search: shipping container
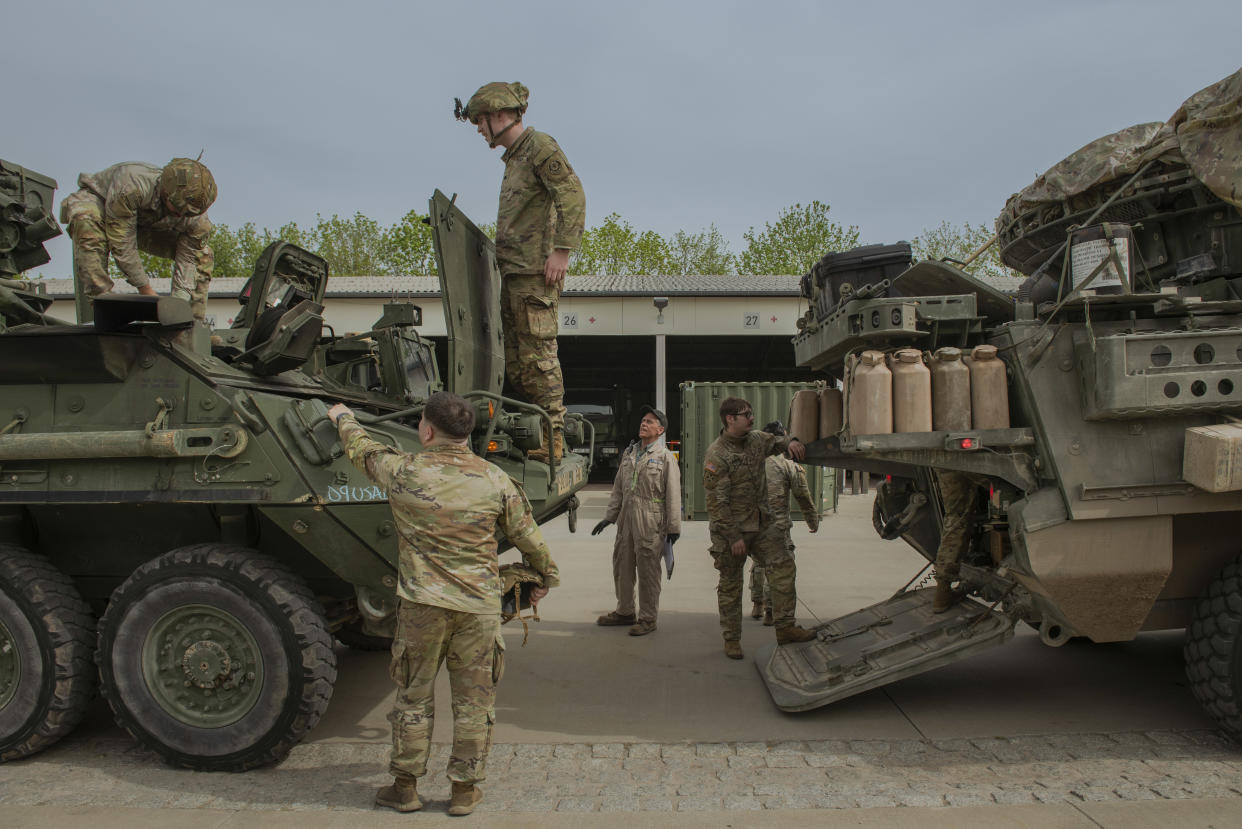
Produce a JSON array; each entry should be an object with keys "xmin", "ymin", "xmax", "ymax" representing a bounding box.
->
[{"xmin": 679, "ymin": 381, "xmax": 837, "ymax": 521}]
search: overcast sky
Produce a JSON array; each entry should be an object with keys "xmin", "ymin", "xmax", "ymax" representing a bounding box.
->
[{"xmin": 6, "ymin": 1, "xmax": 1240, "ymax": 273}]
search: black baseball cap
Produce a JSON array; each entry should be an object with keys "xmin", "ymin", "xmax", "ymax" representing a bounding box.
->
[{"xmin": 639, "ymin": 405, "xmax": 668, "ymax": 429}]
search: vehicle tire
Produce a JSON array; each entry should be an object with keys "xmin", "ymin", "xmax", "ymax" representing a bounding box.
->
[
  {"xmin": 1185, "ymin": 552, "xmax": 1242, "ymax": 741},
  {"xmin": 97, "ymin": 544, "xmax": 337, "ymax": 771},
  {"xmin": 0, "ymin": 544, "xmax": 97, "ymax": 762}
]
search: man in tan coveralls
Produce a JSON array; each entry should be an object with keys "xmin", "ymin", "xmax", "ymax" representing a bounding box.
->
[
  {"xmin": 59, "ymin": 159, "xmax": 216, "ymax": 322},
  {"xmin": 703, "ymin": 397, "xmax": 815, "ymax": 660},
  {"xmin": 751, "ymin": 420, "xmax": 820, "ymax": 625},
  {"xmin": 456, "ymin": 82, "xmax": 586, "ymax": 461},
  {"xmin": 328, "ymin": 392, "xmax": 559, "ymax": 816},
  {"xmin": 592, "ymin": 406, "xmax": 681, "ymax": 636}
]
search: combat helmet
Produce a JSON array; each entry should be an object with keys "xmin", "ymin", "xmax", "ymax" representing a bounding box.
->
[
  {"xmin": 159, "ymin": 158, "xmax": 217, "ymax": 216},
  {"xmin": 454, "ymin": 82, "xmax": 529, "ymax": 147}
]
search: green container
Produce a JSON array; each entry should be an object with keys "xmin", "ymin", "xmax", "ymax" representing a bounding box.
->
[{"xmin": 679, "ymin": 381, "xmax": 837, "ymax": 521}]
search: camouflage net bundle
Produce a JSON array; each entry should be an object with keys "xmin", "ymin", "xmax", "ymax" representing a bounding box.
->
[{"xmin": 997, "ymin": 67, "xmax": 1242, "ymax": 282}]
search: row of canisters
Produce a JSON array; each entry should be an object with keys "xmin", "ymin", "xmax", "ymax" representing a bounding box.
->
[{"xmin": 786, "ymin": 346, "xmax": 1011, "ymax": 442}]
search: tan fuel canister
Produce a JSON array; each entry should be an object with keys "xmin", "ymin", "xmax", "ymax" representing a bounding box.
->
[
  {"xmin": 891, "ymin": 348, "xmax": 932, "ymax": 433},
  {"xmin": 788, "ymin": 389, "xmax": 819, "ymax": 443},
  {"xmin": 848, "ymin": 350, "xmax": 892, "ymax": 435},
  {"xmin": 970, "ymin": 344, "xmax": 1010, "ymax": 429},
  {"xmin": 931, "ymin": 347, "xmax": 972, "ymax": 431},
  {"xmin": 818, "ymin": 387, "xmax": 843, "ymax": 438}
]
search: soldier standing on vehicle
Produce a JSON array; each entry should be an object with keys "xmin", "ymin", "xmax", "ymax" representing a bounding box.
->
[
  {"xmin": 455, "ymin": 81, "xmax": 585, "ymax": 462},
  {"xmin": 328, "ymin": 392, "xmax": 559, "ymax": 816},
  {"xmin": 592, "ymin": 406, "xmax": 681, "ymax": 636},
  {"xmin": 703, "ymin": 397, "xmax": 815, "ymax": 660},
  {"xmin": 59, "ymin": 159, "xmax": 216, "ymax": 322},
  {"xmin": 753, "ymin": 421, "xmax": 820, "ymax": 626}
]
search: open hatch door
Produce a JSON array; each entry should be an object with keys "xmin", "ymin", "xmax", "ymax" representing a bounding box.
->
[
  {"xmin": 233, "ymin": 241, "xmax": 329, "ymax": 334},
  {"xmin": 755, "ymin": 587, "xmax": 1015, "ymax": 712},
  {"xmin": 429, "ymin": 190, "xmax": 505, "ymax": 397}
]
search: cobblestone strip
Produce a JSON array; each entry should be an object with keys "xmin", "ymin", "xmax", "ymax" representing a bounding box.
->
[{"xmin": 0, "ymin": 731, "xmax": 1239, "ymax": 813}]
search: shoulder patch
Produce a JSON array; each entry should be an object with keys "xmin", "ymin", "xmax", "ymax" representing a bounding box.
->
[{"xmin": 704, "ymin": 460, "xmax": 718, "ymax": 473}]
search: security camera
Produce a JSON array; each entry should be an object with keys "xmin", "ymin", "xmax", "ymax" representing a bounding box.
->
[{"xmin": 653, "ymin": 296, "xmax": 669, "ymax": 310}]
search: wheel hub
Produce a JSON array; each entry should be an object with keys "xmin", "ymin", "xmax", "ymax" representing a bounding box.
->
[
  {"xmin": 0, "ymin": 618, "xmax": 18, "ymax": 710},
  {"xmin": 142, "ymin": 605, "xmax": 264, "ymax": 727},
  {"xmin": 181, "ymin": 640, "xmax": 232, "ymax": 688}
]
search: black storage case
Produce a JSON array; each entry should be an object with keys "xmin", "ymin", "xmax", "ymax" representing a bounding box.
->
[{"xmin": 806, "ymin": 242, "xmax": 913, "ymax": 319}]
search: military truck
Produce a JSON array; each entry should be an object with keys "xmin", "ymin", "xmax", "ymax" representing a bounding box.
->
[
  {"xmin": 756, "ymin": 67, "xmax": 1242, "ymax": 742},
  {"xmin": 0, "ymin": 172, "xmax": 590, "ymax": 770},
  {"xmin": 565, "ymin": 385, "xmax": 632, "ymax": 476}
]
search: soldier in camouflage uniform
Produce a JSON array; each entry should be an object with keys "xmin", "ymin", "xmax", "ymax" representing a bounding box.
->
[
  {"xmin": 328, "ymin": 392, "xmax": 559, "ymax": 816},
  {"xmin": 592, "ymin": 406, "xmax": 681, "ymax": 636},
  {"xmin": 751, "ymin": 421, "xmax": 821, "ymax": 625},
  {"xmin": 933, "ymin": 469, "xmax": 984, "ymax": 613},
  {"xmin": 455, "ymin": 82, "xmax": 586, "ymax": 461},
  {"xmin": 703, "ymin": 397, "xmax": 815, "ymax": 660},
  {"xmin": 59, "ymin": 159, "xmax": 216, "ymax": 323}
]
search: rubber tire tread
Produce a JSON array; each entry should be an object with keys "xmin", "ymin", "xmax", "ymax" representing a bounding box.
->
[
  {"xmin": 97, "ymin": 544, "xmax": 336, "ymax": 771},
  {"xmin": 0, "ymin": 544, "xmax": 97, "ymax": 762},
  {"xmin": 1185, "ymin": 552, "xmax": 1242, "ymax": 741}
]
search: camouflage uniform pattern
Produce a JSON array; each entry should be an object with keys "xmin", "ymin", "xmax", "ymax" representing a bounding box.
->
[
  {"xmin": 337, "ymin": 415, "xmax": 558, "ymax": 784},
  {"xmin": 495, "ymin": 128, "xmax": 583, "ymax": 434},
  {"xmin": 603, "ymin": 439, "xmax": 681, "ymax": 624},
  {"xmin": 59, "ymin": 163, "xmax": 214, "ymax": 319},
  {"xmin": 500, "ymin": 274, "xmax": 567, "ymax": 431},
  {"xmin": 388, "ymin": 600, "xmax": 500, "ymax": 784},
  {"xmin": 702, "ymin": 430, "xmax": 792, "ymax": 641},
  {"xmin": 339, "ymin": 416, "xmax": 559, "ymax": 612},
  {"xmin": 754, "ymin": 455, "xmax": 820, "ymax": 628},
  {"xmin": 935, "ymin": 469, "xmax": 983, "ymax": 579},
  {"xmin": 496, "ymin": 128, "xmax": 584, "ymax": 276}
]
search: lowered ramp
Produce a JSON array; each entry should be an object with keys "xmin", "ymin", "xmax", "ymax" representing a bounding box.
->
[{"xmin": 755, "ymin": 587, "xmax": 1016, "ymax": 712}]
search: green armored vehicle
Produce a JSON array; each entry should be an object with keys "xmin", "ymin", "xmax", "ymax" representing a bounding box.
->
[
  {"xmin": 0, "ymin": 175, "xmax": 589, "ymax": 769},
  {"xmin": 758, "ymin": 67, "xmax": 1242, "ymax": 740}
]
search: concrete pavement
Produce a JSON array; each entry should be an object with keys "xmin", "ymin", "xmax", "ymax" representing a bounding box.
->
[{"xmin": 2, "ymin": 491, "xmax": 1240, "ymax": 825}]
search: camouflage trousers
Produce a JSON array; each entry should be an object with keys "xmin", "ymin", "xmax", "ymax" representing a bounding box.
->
[
  {"xmin": 612, "ymin": 536, "xmax": 663, "ymax": 624},
  {"xmin": 61, "ymin": 189, "xmax": 214, "ymax": 320},
  {"xmin": 748, "ymin": 533, "xmax": 795, "ymax": 609},
  {"xmin": 711, "ymin": 528, "xmax": 799, "ymax": 639},
  {"xmin": 501, "ymin": 274, "xmax": 566, "ymax": 431},
  {"xmin": 935, "ymin": 470, "xmax": 984, "ymax": 579},
  {"xmin": 387, "ymin": 600, "xmax": 502, "ymax": 784}
]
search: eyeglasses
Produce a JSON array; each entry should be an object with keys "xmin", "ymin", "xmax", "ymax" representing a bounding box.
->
[{"xmin": 733, "ymin": 410, "xmax": 753, "ymax": 419}]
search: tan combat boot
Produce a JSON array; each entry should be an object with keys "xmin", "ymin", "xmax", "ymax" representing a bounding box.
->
[
  {"xmin": 723, "ymin": 640, "xmax": 744, "ymax": 660},
  {"xmin": 751, "ymin": 602, "xmax": 763, "ymax": 619},
  {"xmin": 375, "ymin": 775, "xmax": 421, "ymax": 812},
  {"xmin": 448, "ymin": 782, "xmax": 483, "ymax": 816},
  {"xmin": 763, "ymin": 607, "xmax": 774, "ymax": 626},
  {"xmin": 933, "ymin": 579, "xmax": 959, "ymax": 613},
  {"xmin": 775, "ymin": 625, "xmax": 817, "ymax": 645}
]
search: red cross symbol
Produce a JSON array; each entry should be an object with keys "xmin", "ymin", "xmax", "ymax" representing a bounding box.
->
[
  {"xmin": 589, "ymin": 316, "xmax": 596, "ymax": 324},
  {"xmin": 770, "ymin": 315, "xmax": 778, "ymax": 323}
]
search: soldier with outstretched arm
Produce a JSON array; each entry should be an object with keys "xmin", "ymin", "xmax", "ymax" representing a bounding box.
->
[
  {"xmin": 703, "ymin": 397, "xmax": 815, "ymax": 660},
  {"xmin": 328, "ymin": 392, "xmax": 559, "ymax": 816}
]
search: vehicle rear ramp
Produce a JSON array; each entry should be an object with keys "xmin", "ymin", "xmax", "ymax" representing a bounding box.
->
[{"xmin": 755, "ymin": 587, "xmax": 1016, "ymax": 712}]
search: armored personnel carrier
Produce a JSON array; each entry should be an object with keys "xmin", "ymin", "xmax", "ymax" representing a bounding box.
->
[
  {"xmin": 0, "ymin": 174, "xmax": 589, "ymax": 769},
  {"xmin": 758, "ymin": 67, "xmax": 1242, "ymax": 740}
]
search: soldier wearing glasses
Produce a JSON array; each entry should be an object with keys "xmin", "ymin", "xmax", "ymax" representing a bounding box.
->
[{"xmin": 702, "ymin": 397, "xmax": 817, "ymax": 660}]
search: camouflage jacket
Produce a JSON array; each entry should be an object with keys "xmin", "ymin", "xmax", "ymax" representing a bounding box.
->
[
  {"xmin": 496, "ymin": 128, "xmax": 585, "ymax": 275},
  {"xmin": 338, "ymin": 416, "xmax": 559, "ymax": 615},
  {"xmin": 703, "ymin": 430, "xmax": 792, "ymax": 548},
  {"xmin": 764, "ymin": 455, "xmax": 819, "ymax": 533},
  {"xmin": 74, "ymin": 162, "xmax": 212, "ymax": 288}
]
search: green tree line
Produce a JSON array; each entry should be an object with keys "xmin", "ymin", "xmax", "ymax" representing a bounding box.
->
[{"xmin": 125, "ymin": 203, "xmax": 1017, "ymax": 282}]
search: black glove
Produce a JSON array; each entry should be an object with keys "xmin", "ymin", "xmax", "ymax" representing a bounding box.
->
[
  {"xmin": 591, "ymin": 519, "xmax": 613, "ymax": 536},
  {"xmin": 666, "ymin": 533, "xmax": 679, "ymax": 545}
]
